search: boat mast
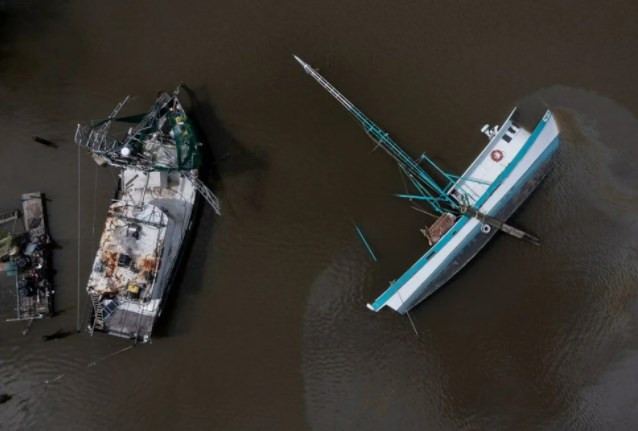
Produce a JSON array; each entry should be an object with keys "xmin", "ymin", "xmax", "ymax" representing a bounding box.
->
[
  {"xmin": 75, "ymin": 88, "xmax": 221, "ymax": 215},
  {"xmin": 293, "ymin": 55, "xmax": 457, "ymax": 212},
  {"xmin": 295, "ymin": 56, "xmax": 544, "ymax": 247}
]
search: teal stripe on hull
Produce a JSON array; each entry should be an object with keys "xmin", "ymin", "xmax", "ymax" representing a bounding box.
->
[
  {"xmin": 487, "ymin": 135, "xmax": 560, "ymax": 217},
  {"xmin": 370, "ymin": 113, "xmax": 553, "ymax": 311},
  {"xmin": 394, "ymin": 134, "xmax": 560, "ymax": 313}
]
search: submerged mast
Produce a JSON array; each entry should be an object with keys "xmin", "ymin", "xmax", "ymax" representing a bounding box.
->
[{"xmin": 293, "ymin": 55, "xmax": 457, "ymax": 213}]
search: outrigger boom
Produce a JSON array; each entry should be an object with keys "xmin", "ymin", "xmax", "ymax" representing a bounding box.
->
[
  {"xmin": 294, "ymin": 55, "xmax": 537, "ymax": 236},
  {"xmin": 294, "ymin": 55, "xmax": 457, "ymax": 214}
]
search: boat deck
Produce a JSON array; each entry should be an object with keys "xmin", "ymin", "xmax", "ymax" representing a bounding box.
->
[
  {"xmin": 87, "ymin": 168, "xmax": 197, "ymax": 340},
  {"xmin": 368, "ymin": 110, "xmax": 560, "ymax": 313},
  {"xmin": 88, "ymin": 202, "xmax": 166, "ymax": 298},
  {"xmin": 449, "ymin": 111, "xmax": 530, "ymax": 206}
]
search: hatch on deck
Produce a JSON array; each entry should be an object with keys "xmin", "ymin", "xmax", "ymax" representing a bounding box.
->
[{"xmin": 421, "ymin": 213, "xmax": 456, "ymax": 245}]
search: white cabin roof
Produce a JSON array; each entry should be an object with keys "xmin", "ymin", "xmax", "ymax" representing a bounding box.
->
[{"xmin": 87, "ymin": 202, "xmax": 166, "ymax": 298}]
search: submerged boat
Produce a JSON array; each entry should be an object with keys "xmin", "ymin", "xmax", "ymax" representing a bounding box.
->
[
  {"xmin": 294, "ymin": 55, "xmax": 560, "ymax": 314},
  {"xmin": 75, "ymin": 86, "xmax": 220, "ymax": 342},
  {"xmin": 1, "ymin": 194, "xmax": 54, "ymax": 321}
]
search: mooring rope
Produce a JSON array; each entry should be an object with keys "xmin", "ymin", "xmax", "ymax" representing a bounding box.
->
[
  {"xmin": 409, "ymin": 203, "xmax": 439, "ymax": 220},
  {"xmin": 88, "ymin": 345, "xmax": 134, "ymax": 367},
  {"xmin": 397, "ymin": 290, "xmax": 419, "ymax": 338},
  {"xmin": 76, "ymin": 142, "xmax": 81, "ymax": 332}
]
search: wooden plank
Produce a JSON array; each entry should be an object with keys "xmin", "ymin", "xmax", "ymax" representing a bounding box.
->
[
  {"xmin": 425, "ymin": 213, "xmax": 456, "ymax": 244},
  {"xmin": 21, "ymin": 192, "xmax": 45, "ymax": 236}
]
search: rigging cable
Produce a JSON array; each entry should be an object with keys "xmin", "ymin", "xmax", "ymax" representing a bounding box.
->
[
  {"xmin": 92, "ymin": 162, "xmax": 98, "ymax": 242},
  {"xmin": 76, "ymin": 139, "xmax": 81, "ymax": 332},
  {"xmin": 397, "ymin": 290, "xmax": 419, "ymax": 337},
  {"xmin": 401, "ymin": 163, "xmax": 439, "ymax": 220},
  {"xmin": 88, "ymin": 345, "xmax": 134, "ymax": 367},
  {"xmin": 397, "ymin": 163, "xmax": 410, "ymax": 196}
]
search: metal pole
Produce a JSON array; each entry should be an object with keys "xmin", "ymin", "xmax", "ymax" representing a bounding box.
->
[{"xmin": 76, "ymin": 140, "xmax": 81, "ymax": 332}]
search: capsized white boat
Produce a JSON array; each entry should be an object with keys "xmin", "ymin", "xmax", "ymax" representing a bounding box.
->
[{"xmin": 294, "ymin": 55, "xmax": 560, "ymax": 314}]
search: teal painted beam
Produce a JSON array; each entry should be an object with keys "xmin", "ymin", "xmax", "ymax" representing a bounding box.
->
[{"xmin": 353, "ymin": 222, "xmax": 378, "ymax": 262}]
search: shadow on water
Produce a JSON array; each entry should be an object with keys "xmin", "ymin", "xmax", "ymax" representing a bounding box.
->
[
  {"xmin": 41, "ymin": 328, "xmax": 72, "ymax": 341},
  {"xmin": 49, "ymin": 308, "xmax": 65, "ymax": 318},
  {"xmin": 153, "ymin": 84, "xmax": 259, "ymax": 338},
  {"xmin": 181, "ymin": 84, "xmax": 269, "ymax": 180},
  {"xmin": 151, "ymin": 195, "xmax": 211, "ymax": 339},
  {"xmin": 181, "ymin": 84, "xmax": 270, "ymax": 212},
  {"xmin": 0, "ymin": 2, "xmax": 15, "ymax": 82}
]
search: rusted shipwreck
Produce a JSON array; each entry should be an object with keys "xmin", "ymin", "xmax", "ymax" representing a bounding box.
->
[
  {"xmin": 1, "ymin": 193, "xmax": 54, "ymax": 321},
  {"xmin": 75, "ymin": 86, "xmax": 220, "ymax": 342}
]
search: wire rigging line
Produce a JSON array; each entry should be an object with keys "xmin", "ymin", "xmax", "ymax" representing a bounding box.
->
[
  {"xmin": 410, "ymin": 203, "xmax": 439, "ymax": 220},
  {"xmin": 397, "ymin": 162, "xmax": 410, "ymax": 195},
  {"xmin": 397, "ymin": 290, "xmax": 419, "ymax": 337},
  {"xmin": 92, "ymin": 162, "xmax": 98, "ymax": 242},
  {"xmin": 88, "ymin": 345, "xmax": 134, "ymax": 367},
  {"xmin": 76, "ymin": 140, "xmax": 81, "ymax": 332}
]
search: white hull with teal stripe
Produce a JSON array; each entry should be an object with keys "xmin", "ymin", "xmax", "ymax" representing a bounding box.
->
[
  {"xmin": 294, "ymin": 55, "xmax": 560, "ymax": 315},
  {"xmin": 368, "ymin": 111, "xmax": 559, "ymax": 313}
]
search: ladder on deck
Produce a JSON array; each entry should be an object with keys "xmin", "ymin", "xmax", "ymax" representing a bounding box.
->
[
  {"xmin": 0, "ymin": 235, "xmax": 13, "ymax": 257},
  {"xmin": 184, "ymin": 171, "xmax": 221, "ymax": 215},
  {"xmin": 154, "ymin": 140, "xmax": 222, "ymax": 215},
  {"xmin": 89, "ymin": 292, "xmax": 104, "ymax": 333},
  {"xmin": 0, "ymin": 210, "xmax": 19, "ymax": 226}
]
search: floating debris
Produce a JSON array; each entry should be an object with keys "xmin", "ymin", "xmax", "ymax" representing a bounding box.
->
[
  {"xmin": 88, "ymin": 345, "xmax": 134, "ymax": 367},
  {"xmin": 353, "ymin": 221, "xmax": 377, "ymax": 262}
]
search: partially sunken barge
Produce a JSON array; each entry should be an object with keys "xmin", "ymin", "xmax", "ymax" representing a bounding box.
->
[
  {"xmin": 76, "ymin": 87, "xmax": 220, "ymax": 342},
  {"xmin": 1, "ymin": 193, "xmax": 54, "ymax": 321}
]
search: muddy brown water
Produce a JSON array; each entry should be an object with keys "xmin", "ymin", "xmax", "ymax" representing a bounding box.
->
[{"xmin": 1, "ymin": 1, "xmax": 638, "ymax": 430}]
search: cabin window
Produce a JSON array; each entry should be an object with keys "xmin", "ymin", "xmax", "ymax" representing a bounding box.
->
[
  {"xmin": 508, "ymin": 126, "xmax": 516, "ymax": 134},
  {"xmin": 503, "ymin": 134, "xmax": 512, "ymax": 143}
]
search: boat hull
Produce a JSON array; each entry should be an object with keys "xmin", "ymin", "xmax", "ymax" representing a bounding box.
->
[
  {"xmin": 368, "ymin": 111, "xmax": 560, "ymax": 314},
  {"xmin": 397, "ymin": 135, "xmax": 559, "ymax": 312}
]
